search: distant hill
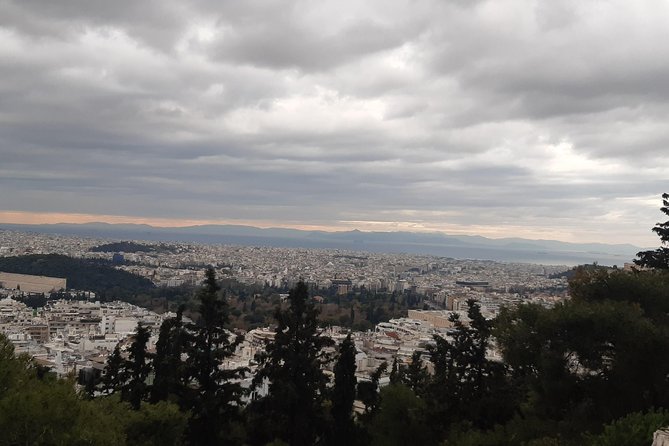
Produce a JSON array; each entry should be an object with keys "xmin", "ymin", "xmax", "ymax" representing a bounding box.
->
[
  {"xmin": 0, "ymin": 222, "xmax": 646, "ymax": 266},
  {"xmin": 89, "ymin": 240, "xmax": 176, "ymax": 254},
  {"xmin": 90, "ymin": 241, "xmax": 154, "ymax": 253},
  {"xmin": 0, "ymin": 254, "xmax": 155, "ymax": 298}
]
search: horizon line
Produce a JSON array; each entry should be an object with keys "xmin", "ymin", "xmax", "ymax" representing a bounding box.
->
[{"xmin": 0, "ymin": 210, "xmax": 652, "ymax": 248}]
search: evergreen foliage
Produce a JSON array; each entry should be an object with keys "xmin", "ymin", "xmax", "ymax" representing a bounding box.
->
[
  {"xmin": 636, "ymin": 192, "xmax": 669, "ymax": 269},
  {"xmin": 586, "ymin": 409, "xmax": 669, "ymax": 446},
  {"xmin": 151, "ymin": 306, "xmax": 188, "ymax": 404},
  {"xmin": 389, "ymin": 356, "xmax": 403, "ymax": 385},
  {"xmin": 330, "ymin": 333, "xmax": 358, "ymax": 446},
  {"xmin": 357, "ymin": 361, "xmax": 388, "ymax": 418},
  {"xmin": 0, "ymin": 254, "xmax": 155, "ymax": 297},
  {"xmin": 101, "ymin": 344, "xmax": 126, "ymax": 395},
  {"xmin": 425, "ymin": 300, "xmax": 513, "ymax": 439},
  {"xmin": 0, "ymin": 332, "xmax": 186, "ymax": 445},
  {"xmin": 495, "ymin": 296, "xmax": 669, "ymax": 441},
  {"xmin": 404, "ymin": 350, "xmax": 428, "ymax": 395},
  {"xmin": 368, "ymin": 384, "xmax": 431, "ymax": 446},
  {"xmin": 90, "ymin": 241, "xmax": 156, "ymax": 253},
  {"xmin": 249, "ymin": 281, "xmax": 334, "ymax": 446},
  {"xmin": 123, "ymin": 322, "xmax": 152, "ymax": 409},
  {"xmin": 183, "ymin": 267, "xmax": 246, "ymax": 446}
]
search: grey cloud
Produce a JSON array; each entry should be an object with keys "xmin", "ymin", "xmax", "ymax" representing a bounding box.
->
[
  {"xmin": 209, "ymin": 19, "xmax": 409, "ymax": 71},
  {"xmin": 0, "ymin": 0, "xmax": 667, "ymax": 245}
]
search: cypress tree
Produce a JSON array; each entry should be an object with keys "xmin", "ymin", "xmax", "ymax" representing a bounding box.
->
[
  {"xmin": 101, "ymin": 344, "xmax": 126, "ymax": 396},
  {"xmin": 389, "ymin": 356, "xmax": 403, "ymax": 385},
  {"xmin": 249, "ymin": 281, "xmax": 334, "ymax": 446},
  {"xmin": 123, "ymin": 322, "xmax": 151, "ymax": 410},
  {"xmin": 183, "ymin": 267, "xmax": 245, "ymax": 446},
  {"xmin": 404, "ymin": 350, "xmax": 428, "ymax": 396},
  {"xmin": 330, "ymin": 333, "xmax": 358, "ymax": 446},
  {"xmin": 151, "ymin": 307, "xmax": 187, "ymax": 404},
  {"xmin": 425, "ymin": 300, "xmax": 509, "ymax": 439}
]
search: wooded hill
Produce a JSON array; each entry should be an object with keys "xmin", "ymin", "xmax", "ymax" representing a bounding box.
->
[{"xmin": 0, "ymin": 254, "xmax": 155, "ymax": 298}]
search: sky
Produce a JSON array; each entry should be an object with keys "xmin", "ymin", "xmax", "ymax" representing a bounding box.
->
[{"xmin": 0, "ymin": 0, "xmax": 667, "ymax": 246}]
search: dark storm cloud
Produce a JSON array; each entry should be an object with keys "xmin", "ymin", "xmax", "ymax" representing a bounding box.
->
[{"xmin": 0, "ymin": 0, "xmax": 667, "ymax": 244}]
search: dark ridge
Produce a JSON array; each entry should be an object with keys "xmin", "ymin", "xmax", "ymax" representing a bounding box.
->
[{"xmin": 0, "ymin": 254, "xmax": 155, "ymax": 298}]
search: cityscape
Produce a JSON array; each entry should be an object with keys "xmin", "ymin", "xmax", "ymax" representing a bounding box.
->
[
  {"xmin": 2, "ymin": 0, "xmax": 669, "ymax": 444},
  {"xmin": 0, "ymin": 228, "xmax": 569, "ymax": 380}
]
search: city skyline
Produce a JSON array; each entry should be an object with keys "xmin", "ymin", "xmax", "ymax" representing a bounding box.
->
[{"xmin": 1, "ymin": 1, "xmax": 668, "ymax": 246}]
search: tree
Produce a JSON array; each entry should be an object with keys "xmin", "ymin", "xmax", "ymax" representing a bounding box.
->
[
  {"xmin": 0, "ymin": 334, "xmax": 28, "ymax": 399},
  {"xmin": 426, "ymin": 300, "xmax": 512, "ymax": 439},
  {"xmin": 184, "ymin": 267, "xmax": 246, "ymax": 446},
  {"xmin": 404, "ymin": 350, "xmax": 428, "ymax": 396},
  {"xmin": 357, "ymin": 361, "xmax": 388, "ymax": 417},
  {"xmin": 636, "ymin": 192, "xmax": 669, "ymax": 269},
  {"xmin": 389, "ymin": 356, "xmax": 403, "ymax": 385},
  {"xmin": 495, "ymin": 298, "xmax": 669, "ymax": 439},
  {"xmin": 123, "ymin": 322, "xmax": 152, "ymax": 409},
  {"xmin": 122, "ymin": 400, "xmax": 189, "ymax": 446},
  {"xmin": 101, "ymin": 344, "xmax": 126, "ymax": 396},
  {"xmin": 367, "ymin": 384, "xmax": 431, "ymax": 446},
  {"xmin": 151, "ymin": 307, "xmax": 188, "ymax": 404},
  {"xmin": 329, "ymin": 333, "xmax": 358, "ymax": 446},
  {"xmin": 586, "ymin": 409, "xmax": 669, "ymax": 446},
  {"xmin": 569, "ymin": 265, "xmax": 669, "ymax": 324},
  {"xmin": 249, "ymin": 281, "xmax": 334, "ymax": 446}
]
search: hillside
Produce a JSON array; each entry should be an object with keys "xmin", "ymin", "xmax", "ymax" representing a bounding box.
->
[{"xmin": 0, "ymin": 254, "xmax": 155, "ymax": 298}]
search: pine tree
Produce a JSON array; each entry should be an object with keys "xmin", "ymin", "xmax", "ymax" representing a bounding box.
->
[
  {"xmin": 185, "ymin": 267, "xmax": 245, "ymax": 446},
  {"xmin": 249, "ymin": 281, "xmax": 334, "ymax": 446},
  {"xmin": 425, "ymin": 300, "xmax": 510, "ymax": 438},
  {"xmin": 358, "ymin": 361, "xmax": 388, "ymax": 417},
  {"xmin": 151, "ymin": 307, "xmax": 187, "ymax": 404},
  {"xmin": 122, "ymin": 322, "xmax": 152, "ymax": 410},
  {"xmin": 636, "ymin": 192, "xmax": 669, "ymax": 269},
  {"xmin": 330, "ymin": 333, "xmax": 357, "ymax": 446},
  {"xmin": 404, "ymin": 350, "xmax": 428, "ymax": 396},
  {"xmin": 101, "ymin": 344, "xmax": 126, "ymax": 396},
  {"xmin": 389, "ymin": 356, "xmax": 403, "ymax": 385}
]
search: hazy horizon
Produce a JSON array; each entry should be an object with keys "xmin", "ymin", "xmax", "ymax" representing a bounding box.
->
[{"xmin": 0, "ymin": 210, "xmax": 654, "ymax": 247}]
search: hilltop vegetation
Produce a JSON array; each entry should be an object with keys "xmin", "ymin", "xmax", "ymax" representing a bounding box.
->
[
  {"xmin": 89, "ymin": 241, "xmax": 155, "ymax": 253},
  {"xmin": 89, "ymin": 241, "xmax": 178, "ymax": 254},
  {"xmin": 5, "ymin": 266, "xmax": 669, "ymax": 445},
  {"xmin": 0, "ymin": 254, "xmax": 155, "ymax": 298}
]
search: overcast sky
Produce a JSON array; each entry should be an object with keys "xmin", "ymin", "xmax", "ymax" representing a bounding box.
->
[{"xmin": 1, "ymin": 0, "xmax": 667, "ymax": 246}]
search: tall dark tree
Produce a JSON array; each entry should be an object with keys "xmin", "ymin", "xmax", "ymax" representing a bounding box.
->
[
  {"xmin": 101, "ymin": 344, "xmax": 126, "ymax": 396},
  {"xmin": 151, "ymin": 306, "xmax": 188, "ymax": 404},
  {"xmin": 636, "ymin": 192, "xmax": 669, "ymax": 269},
  {"xmin": 426, "ymin": 300, "xmax": 512, "ymax": 439},
  {"xmin": 389, "ymin": 356, "xmax": 403, "ymax": 385},
  {"xmin": 185, "ymin": 267, "xmax": 245, "ymax": 446},
  {"xmin": 249, "ymin": 281, "xmax": 334, "ymax": 446},
  {"xmin": 122, "ymin": 323, "xmax": 152, "ymax": 410},
  {"xmin": 404, "ymin": 350, "xmax": 428, "ymax": 396},
  {"xmin": 329, "ymin": 333, "xmax": 358, "ymax": 446}
]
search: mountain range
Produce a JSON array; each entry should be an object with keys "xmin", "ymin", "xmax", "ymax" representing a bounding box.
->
[{"xmin": 0, "ymin": 222, "xmax": 647, "ymax": 266}]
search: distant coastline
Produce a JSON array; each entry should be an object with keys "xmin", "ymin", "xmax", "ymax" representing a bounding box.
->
[{"xmin": 0, "ymin": 222, "xmax": 643, "ymax": 267}]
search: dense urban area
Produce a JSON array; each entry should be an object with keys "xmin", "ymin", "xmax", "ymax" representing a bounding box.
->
[
  {"xmin": 2, "ymin": 210, "xmax": 669, "ymax": 446},
  {"xmin": 0, "ymin": 228, "xmax": 570, "ymax": 381}
]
